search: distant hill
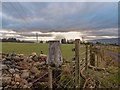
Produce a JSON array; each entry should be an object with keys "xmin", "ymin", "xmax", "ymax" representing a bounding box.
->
[{"xmin": 88, "ymin": 38, "xmax": 120, "ymax": 45}]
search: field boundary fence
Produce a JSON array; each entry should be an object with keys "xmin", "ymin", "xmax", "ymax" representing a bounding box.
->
[
  {"xmin": 35, "ymin": 39, "xmax": 107, "ymax": 89},
  {"xmin": 1, "ymin": 38, "xmax": 119, "ymax": 89}
]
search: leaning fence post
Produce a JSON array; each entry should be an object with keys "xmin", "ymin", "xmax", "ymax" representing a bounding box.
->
[{"xmin": 75, "ymin": 39, "xmax": 80, "ymax": 88}]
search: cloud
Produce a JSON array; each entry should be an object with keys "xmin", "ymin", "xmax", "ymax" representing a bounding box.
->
[
  {"xmin": 0, "ymin": 29, "xmax": 84, "ymax": 41},
  {"xmin": 0, "ymin": 28, "xmax": 118, "ymax": 41},
  {"xmin": 2, "ymin": 0, "xmax": 119, "ymax": 3},
  {"xmin": 1, "ymin": 2, "xmax": 118, "ymax": 40},
  {"xmin": 83, "ymin": 28, "xmax": 118, "ymax": 37},
  {"xmin": 2, "ymin": 2, "xmax": 118, "ymax": 30},
  {"xmin": 2, "ymin": 13, "xmax": 26, "ymax": 23},
  {"xmin": 0, "ymin": 29, "xmax": 16, "ymax": 34}
]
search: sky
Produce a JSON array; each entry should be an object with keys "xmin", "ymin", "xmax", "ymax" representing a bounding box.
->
[{"xmin": 0, "ymin": 2, "xmax": 118, "ymax": 41}]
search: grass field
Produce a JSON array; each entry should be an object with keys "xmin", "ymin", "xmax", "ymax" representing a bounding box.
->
[
  {"xmin": 106, "ymin": 45, "xmax": 120, "ymax": 54},
  {"xmin": 1, "ymin": 42, "xmax": 86, "ymax": 61},
  {"xmin": 1, "ymin": 42, "xmax": 119, "ymax": 88}
]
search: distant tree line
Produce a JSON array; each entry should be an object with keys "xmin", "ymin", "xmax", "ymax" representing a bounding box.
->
[
  {"xmin": 0, "ymin": 38, "xmax": 90, "ymax": 44},
  {"xmin": 61, "ymin": 38, "xmax": 74, "ymax": 44},
  {"xmin": 1, "ymin": 37, "xmax": 117, "ymax": 46},
  {"xmin": 0, "ymin": 38, "xmax": 33, "ymax": 43},
  {"xmin": 60, "ymin": 39, "xmax": 118, "ymax": 46},
  {"xmin": 60, "ymin": 38, "xmax": 92, "ymax": 45},
  {"xmin": 94, "ymin": 41, "xmax": 119, "ymax": 46}
]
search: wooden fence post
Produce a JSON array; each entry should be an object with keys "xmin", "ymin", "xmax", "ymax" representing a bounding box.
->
[
  {"xmin": 85, "ymin": 44, "xmax": 88, "ymax": 70},
  {"xmin": 48, "ymin": 66, "xmax": 52, "ymax": 89},
  {"xmin": 75, "ymin": 39, "xmax": 80, "ymax": 88},
  {"xmin": 90, "ymin": 44, "xmax": 95, "ymax": 66},
  {"xmin": 95, "ymin": 54, "xmax": 98, "ymax": 67},
  {"xmin": 90, "ymin": 44, "xmax": 92, "ymax": 65}
]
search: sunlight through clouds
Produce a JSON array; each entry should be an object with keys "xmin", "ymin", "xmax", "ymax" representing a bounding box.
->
[{"xmin": 1, "ymin": 2, "xmax": 118, "ymax": 41}]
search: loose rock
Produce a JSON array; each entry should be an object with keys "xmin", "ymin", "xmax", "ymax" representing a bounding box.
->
[
  {"xmin": 9, "ymin": 68, "xmax": 15, "ymax": 74},
  {"xmin": 21, "ymin": 70, "xmax": 29, "ymax": 79},
  {"xmin": 2, "ymin": 52, "xmax": 48, "ymax": 89}
]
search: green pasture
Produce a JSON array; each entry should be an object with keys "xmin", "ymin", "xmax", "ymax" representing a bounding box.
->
[
  {"xmin": 1, "ymin": 42, "xmax": 86, "ymax": 61},
  {"xmin": 106, "ymin": 45, "xmax": 120, "ymax": 54}
]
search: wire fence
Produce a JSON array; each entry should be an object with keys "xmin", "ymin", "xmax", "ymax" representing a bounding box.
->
[
  {"xmin": 41, "ymin": 42, "xmax": 119, "ymax": 89},
  {"xmin": 1, "ymin": 39, "xmax": 119, "ymax": 89},
  {"xmin": 34, "ymin": 40, "xmax": 90, "ymax": 89}
]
